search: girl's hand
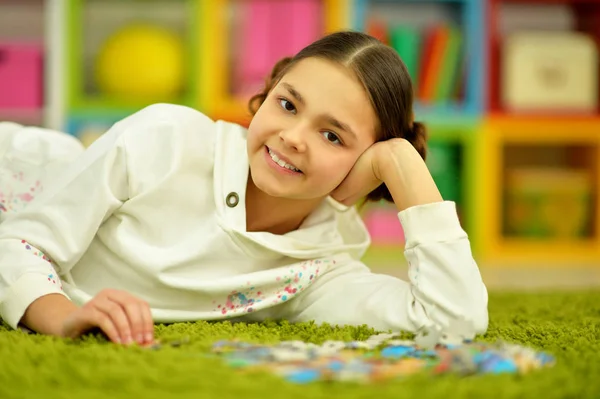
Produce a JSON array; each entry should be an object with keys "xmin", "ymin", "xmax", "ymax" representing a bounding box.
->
[
  {"xmin": 331, "ymin": 138, "xmax": 442, "ymax": 211},
  {"xmin": 330, "ymin": 141, "xmax": 387, "ymax": 206},
  {"xmin": 61, "ymin": 289, "xmax": 155, "ymax": 345}
]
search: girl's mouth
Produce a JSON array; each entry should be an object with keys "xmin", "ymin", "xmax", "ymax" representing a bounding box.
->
[{"xmin": 265, "ymin": 146, "xmax": 303, "ymax": 174}]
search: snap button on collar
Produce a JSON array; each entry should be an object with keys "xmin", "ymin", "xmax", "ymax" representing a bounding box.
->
[{"xmin": 226, "ymin": 192, "xmax": 239, "ymax": 208}]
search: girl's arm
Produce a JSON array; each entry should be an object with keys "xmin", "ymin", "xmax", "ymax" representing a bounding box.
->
[
  {"xmin": 376, "ymin": 138, "xmax": 444, "ymax": 212},
  {"xmin": 0, "ymin": 104, "xmax": 216, "ymax": 341},
  {"xmin": 21, "ymin": 294, "xmax": 79, "ymax": 336},
  {"xmin": 0, "ymin": 120, "xmax": 130, "ymax": 331},
  {"xmin": 331, "ymin": 137, "xmax": 443, "ymax": 211},
  {"xmin": 272, "ymin": 139, "xmax": 488, "ymax": 335},
  {"xmin": 0, "ymin": 103, "xmax": 185, "ymax": 331},
  {"xmin": 270, "ymin": 201, "xmax": 489, "ymax": 335}
]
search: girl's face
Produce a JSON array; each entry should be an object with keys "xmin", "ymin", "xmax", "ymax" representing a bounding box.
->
[{"xmin": 247, "ymin": 57, "xmax": 378, "ymax": 201}]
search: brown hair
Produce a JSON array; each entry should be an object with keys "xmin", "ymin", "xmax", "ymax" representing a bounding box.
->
[{"xmin": 248, "ymin": 31, "xmax": 427, "ymax": 205}]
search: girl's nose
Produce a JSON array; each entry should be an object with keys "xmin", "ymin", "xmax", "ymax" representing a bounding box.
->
[{"xmin": 279, "ymin": 126, "xmax": 307, "ymax": 153}]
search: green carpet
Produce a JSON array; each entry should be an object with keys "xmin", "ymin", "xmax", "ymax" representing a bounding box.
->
[{"xmin": 1, "ymin": 290, "xmax": 599, "ymax": 399}]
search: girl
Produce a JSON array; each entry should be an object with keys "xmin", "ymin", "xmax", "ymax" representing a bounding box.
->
[{"xmin": 0, "ymin": 31, "xmax": 488, "ymax": 346}]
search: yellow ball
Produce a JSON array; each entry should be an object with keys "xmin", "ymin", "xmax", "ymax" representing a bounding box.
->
[{"xmin": 95, "ymin": 24, "xmax": 185, "ymax": 100}]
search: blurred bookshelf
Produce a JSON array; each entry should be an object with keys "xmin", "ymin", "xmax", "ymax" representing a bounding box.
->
[
  {"xmin": 352, "ymin": 0, "xmax": 485, "ymax": 120},
  {"xmin": 1, "ymin": 0, "xmax": 600, "ymax": 264},
  {"xmin": 200, "ymin": 0, "xmax": 348, "ymax": 124},
  {"xmin": 351, "ymin": 0, "xmax": 486, "ymax": 259},
  {"xmin": 481, "ymin": 0, "xmax": 600, "ymax": 263},
  {"xmin": 480, "ymin": 118, "xmax": 600, "ymax": 263}
]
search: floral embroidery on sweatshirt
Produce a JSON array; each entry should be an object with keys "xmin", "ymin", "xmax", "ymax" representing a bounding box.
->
[
  {"xmin": 21, "ymin": 240, "xmax": 63, "ymax": 290},
  {"xmin": 21, "ymin": 239, "xmax": 52, "ymax": 263},
  {"xmin": 212, "ymin": 259, "xmax": 332, "ymax": 317},
  {"xmin": 47, "ymin": 273, "xmax": 63, "ymax": 290},
  {"xmin": 0, "ymin": 177, "xmax": 42, "ymax": 215}
]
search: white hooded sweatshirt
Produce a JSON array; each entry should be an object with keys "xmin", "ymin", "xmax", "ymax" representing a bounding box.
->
[{"xmin": 0, "ymin": 104, "xmax": 488, "ymax": 336}]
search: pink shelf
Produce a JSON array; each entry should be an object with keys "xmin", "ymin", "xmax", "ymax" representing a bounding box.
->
[{"xmin": 0, "ymin": 108, "xmax": 44, "ymax": 125}]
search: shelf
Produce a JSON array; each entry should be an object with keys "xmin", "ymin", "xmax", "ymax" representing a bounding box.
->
[
  {"xmin": 1, "ymin": 0, "xmax": 599, "ymax": 263},
  {"xmin": 414, "ymin": 101, "xmax": 482, "ymax": 123},
  {"xmin": 0, "ymin": 0, "xmax": 44, "ymax": 42},
  {"xmin": 486, "ymin": 238, "xmax": 599, "ymax": 263},
  {"xmin": 362, "ymin": 121, "xmax": 482, "ymax": 251},
  {"xmin": 486, "ymin": 116, "xmax": 600, "ymax": 142},
  {"xmin": 200, "ymin": 0, "xmax": 348, "ymax": 124},
  {"xmin": 488, "ymin": 113, "xmax": 600, "ymax": 122},
  {"xmin": 0, "ymin": 2, "xmax": 46, "ymax": 126},
  {"xmin": 501, "ymin": 0, "xmax": 600, "ymax": 3},
  {"xmin": 503, "ymin": 145, "xmax": 597, "ymax": 237},
  {"xmin": 487, "ymin": 0, "xmax": 600, "ymax": 116},
  {"xmin": 0, "ymin": 108, "xmax": 44, "ymax": 125},
  {"xmin": 478, "ymin": 120, "xmax": 600, "ymax": 263},
  {"xmin": 65, "ymin": 112, "xmax": 128, "ymax": 147},
  {"xmin": 64, "ymin": 0, "xmax": 200, "ymax": 113},
  {"xmin": 352, "ymin": 0, "xmax": 485, "ymax": 117},
  {"xmin": 428, "ymin": 121, "xmax": 483, "ymax": 251}
]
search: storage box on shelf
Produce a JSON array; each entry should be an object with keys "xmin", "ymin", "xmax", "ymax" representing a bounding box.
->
[
  {"xmin": 63, "ymin": 0, "xmax": 201, "ymax": 137},
  {"xmin": 0, "ymin": 0, "xmax": 46, "ymax": 125},
  {"xmin": 479, "ymin": 117, "xmax": 600, "ymax": 263},
  {"xmin": 351, "ymin": 0, "xmax": 484, "ymax": 122},
  {"xmin": 0, "ymin": 42, "xmax": 44, "ymax": 124},
  {"xmin": 488, "ymin": 0, "xmax": 600, "ymax": 116},
  {"xmin": 199, "ymin": 0, "xmax": 349, "ymax": 125}
]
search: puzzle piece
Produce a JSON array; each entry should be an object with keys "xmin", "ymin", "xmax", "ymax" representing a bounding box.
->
[{"xmin": 209, "ymin": 337, "xmax": 555, "ymax": 383}]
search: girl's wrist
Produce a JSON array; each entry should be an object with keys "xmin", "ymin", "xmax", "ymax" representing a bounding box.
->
[{"xmin": 376, "ymin": 140, "xmax": 443, "ymax": 212}]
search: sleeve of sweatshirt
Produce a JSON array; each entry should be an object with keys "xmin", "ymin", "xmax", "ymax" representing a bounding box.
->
[
  {"xmin": 0, "ymin": 115, "xmax": 135, "ymax": 329},
  {"xmin": 0, "ymin": 104, "xmax": 217, "ymax": 330},
  {"xmin": 280, "ymin": 201, "xmax": 489, "ymax": 337}
]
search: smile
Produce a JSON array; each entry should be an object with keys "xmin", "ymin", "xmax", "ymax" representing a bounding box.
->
[{"xmin": 265, "ymin": 146, "xmax": 302, "ymax": 173}]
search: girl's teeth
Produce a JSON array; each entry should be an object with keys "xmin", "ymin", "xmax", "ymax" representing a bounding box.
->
[{"xmin": 268, "ymin": 149, "xmax": 300, "ymax": 172}]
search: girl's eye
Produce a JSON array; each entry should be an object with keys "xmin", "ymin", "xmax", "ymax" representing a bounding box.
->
[
  {"xmin": 322, "ymin": 131, "xmax": 342, "ymax": 145},
  {"xmin": 278, "ymin": 98, "xmax": 296, "ymax": 114}
]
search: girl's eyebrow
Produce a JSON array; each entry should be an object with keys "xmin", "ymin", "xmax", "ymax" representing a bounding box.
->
[
  {"xmin": 281, "ymin": 82, "xmax": 304, "ymax": 105},
  {"xmin": 281, "ymin": 82, "xmax": 357, "ymax": 140},
  {"xmin": 326, "ymin": 117, "xmax": 357, "ymax": 140}
]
